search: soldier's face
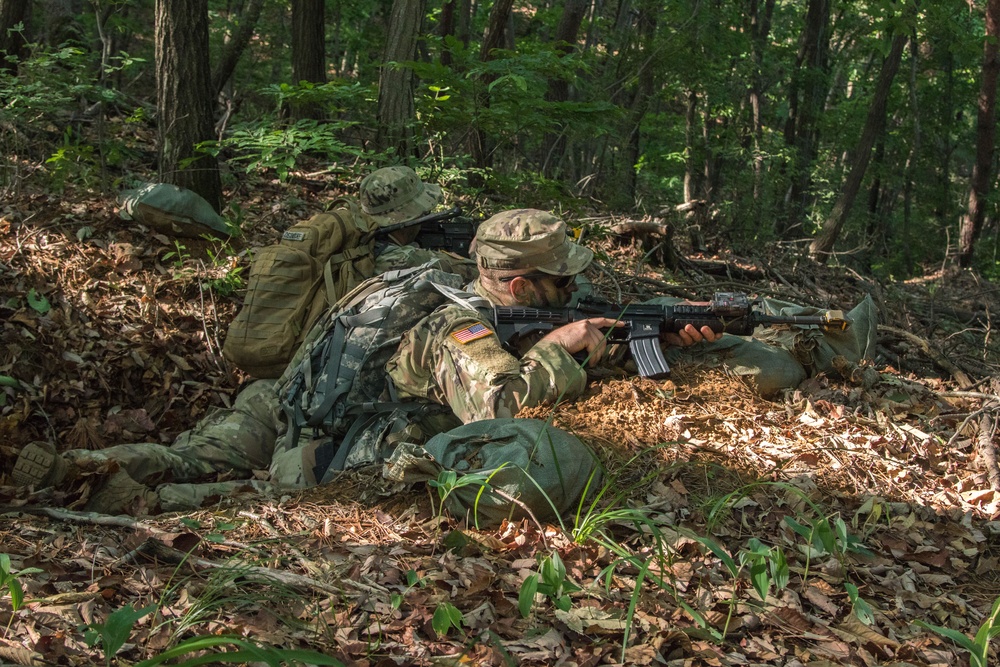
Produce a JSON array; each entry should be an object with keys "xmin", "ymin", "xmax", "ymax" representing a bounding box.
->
[{"xmin": 524, "ymin": 273, "xmax": 578, "ymax": 308}]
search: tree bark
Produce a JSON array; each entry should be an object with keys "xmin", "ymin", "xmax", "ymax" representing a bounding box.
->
[
  {"xmin": 958, "ymin": 0, "xmax": 1000, "ymax": 267},
  {"xmin": 155, "ymin": 0, "xmax": 222, "ymax": 212},
  {"xmin": 809, "ymin": 29, "xmax": 908, "ymax": 263},
  {"xmin": 0, "ymin": 0, "xmax": 30, "ymax": 73},
  {"xmin": 542, "ymin": 0, "xmax": 589, "ymax": 177},
  {"xmin": 289, "ymin": 0, "xmax": 326, "ymax": 120},
  {"xmin": 212, "ymin": 0, "xmax": 266, "ymax": 96},
  {"xmin": 376, "ymin": 0, "xmax": 423, "ymax": 159},
  {"xmin": 471, "ymin": 0, "xmax": 515, "ymax": 173},
  {"xmin": 780, "ymin": 0, "xmax": 830, "ymax": 238}
]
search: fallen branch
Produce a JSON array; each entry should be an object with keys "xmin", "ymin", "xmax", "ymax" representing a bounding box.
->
[{"xmin": 878, "ymin": 325, "xmax": 974, "ymax": 389}]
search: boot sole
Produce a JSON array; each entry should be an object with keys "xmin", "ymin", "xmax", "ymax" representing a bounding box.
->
[{"xmin": 12, "ymin": 443, "xmax": 58, "ymax": 487}]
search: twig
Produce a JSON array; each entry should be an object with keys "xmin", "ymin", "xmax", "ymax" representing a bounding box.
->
[{"xmin": 492, "ymin": 488, "xmax": 549, "ymax": 550}]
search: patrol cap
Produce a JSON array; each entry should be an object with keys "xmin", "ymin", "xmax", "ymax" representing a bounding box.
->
[
  {"xmin": 471, "ymin": 209, "xmax": 593, "ymax": 275},
  {"xmin": 359, "ymin": 166, "xmax": 443, "ymax": 226}
]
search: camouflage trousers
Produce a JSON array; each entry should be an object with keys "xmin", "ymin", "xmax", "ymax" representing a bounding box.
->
[
  {"xmin": 647, "ymin": 295, "xmax": 878, "ymax": 397},
  {"xmin": 64, "ymin": 380, "xmax": 329, "ymax": 511}
]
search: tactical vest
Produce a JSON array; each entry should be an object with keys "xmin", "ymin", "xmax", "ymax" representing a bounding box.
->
[{"xmin": 277, "ymin": 262, "xmax": 488, "ymax": 474}]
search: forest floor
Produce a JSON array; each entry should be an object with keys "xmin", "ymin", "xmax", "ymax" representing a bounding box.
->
[{"xmin": 1, "ymin": 175, "xmax": 1000, "ymax": 667}]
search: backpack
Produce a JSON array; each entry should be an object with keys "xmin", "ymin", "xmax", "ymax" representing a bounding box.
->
[
  {"xmin": 277, "ymin": 262, "xmax": 488, "ymax": 474},
  {"xmin": 223, "ymin": 197, "xmax": 377, "ymax": 378}
]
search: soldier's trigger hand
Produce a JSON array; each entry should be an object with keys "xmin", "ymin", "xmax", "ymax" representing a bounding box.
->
[{"xmin": 540, "ymin": 317, "xmax": 623, "ymax": 366}]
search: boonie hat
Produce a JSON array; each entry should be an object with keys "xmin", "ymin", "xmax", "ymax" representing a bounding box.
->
[
  {"xmin": 359, "ymin": 166, "xmax": 443, "ymax": 225},
  {"xmin": 472, "ymin": 209, "xmax": 593, "ymax": 276}
]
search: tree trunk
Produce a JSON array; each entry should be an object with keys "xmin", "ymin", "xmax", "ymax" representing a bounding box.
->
[
  {"xmin": 289, "ymin": 0, "xmax": 326, "ymax": 120},
  {"xmin": 376, "ymin": 0, "xmax": 423, "ymax": 159},
  {"xmin": 212, "ymin": 0, "xmax": 266, "ymax": 96},
  {"xmin": 155, "ymin": 0, "xmax": 222, "ymax": 212},
  {"xmin": 471, "ymin": 0, "xmax": 515, "ymax": 172},
  {"xmin": 541, "ymin": 0, "xmax": 589, "ymax": 177},
  {"xmin": 958, "ymin": 0, "xmax": 1000, "ymax": 267},
  {"xmin": 0, "ymin": 0, "xmax": 30, "ymax": 73},
  {"xmin": 780, "ymin": 0, "xmax": 830, "ymax": 238},
  {"xmin": 747, "ymin": 0, "xmax": 776, "ymax": 219},
  {"xmin": 809, "ymin": 30, "xmax": 908, "ymax": 263},
  {"xmin": 439, "ymin": 0, "xmax": 455, "ymax": 67}
]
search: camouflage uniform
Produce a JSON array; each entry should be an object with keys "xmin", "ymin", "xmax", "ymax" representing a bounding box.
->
[{"xmin": 11, "ymin": 168, "xmax": 484, "ymax": 512}]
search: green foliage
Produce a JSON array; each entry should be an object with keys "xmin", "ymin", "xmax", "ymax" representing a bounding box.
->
[
  {"xmin": 916, "ymin": 597, "xmax": 1000, "ymax": 667},
  {"xmin": 0, "ymin": 554, "xmax": 43, "ymax": 616},
  {"xmin": 738, "ymin": 538, "xmax": 790, "ymax": 602},
  {"xmin": 26, "ymin": 288, "xmax": 50, "ymax": 314},
  {"xmin": 210, "ymin": 119, "xmax": 368, "ymax": 182},
  {"xmin": 845, "ymin": 582, "xmax": 876, "ymax": 625},
  {"xmin": 427, "ymin": 468, "xmax": 496, "ymax": 521},
  {"xmin": 84, "ymin": 603, "xmax": 157, "ymax": 667},
  {"xmin": 134, "ymin": 634, "xmax": 344, "ymax": 667},
  {"xmin": 518, "ymin": 551, "xmax": 580, "ymax": 617},
  {"xmin": 161, "ymin": 241, "xmax": 191, "ymax": 269},
  {"xmin": 431, "ymin": 602, "xmax": 464, "ymax": 637}
]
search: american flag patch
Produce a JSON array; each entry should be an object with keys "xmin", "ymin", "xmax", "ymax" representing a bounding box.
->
[{"xmin": 451, "ymin": 323, "xmax": 493, "ymax": 344}]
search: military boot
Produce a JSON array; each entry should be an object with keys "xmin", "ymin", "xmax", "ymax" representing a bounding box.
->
[
  {"xmin": 12, "ymin": 442, "xmax": 70, "ymax": 487},
  {"xmin": 85, "ymin": 471, "xmax": 160, "ymax": 515}
]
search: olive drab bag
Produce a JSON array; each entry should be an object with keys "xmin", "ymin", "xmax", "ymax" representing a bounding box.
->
[
  {"xmin": 223, "ymin": 198, "xmax": 378, "ymax": 378},
  {"xmin": 278, "ymin": 262, "xmax": 489, "ymax": 474}
]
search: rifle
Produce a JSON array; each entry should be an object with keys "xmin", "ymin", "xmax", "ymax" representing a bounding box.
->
[
  {"xmin": 491, "ymin": 292, "xmax": 849, "ymax": 380},
  {"xmin": 375, "ymin": 206, "xmax": 478, "ymax": 256}
]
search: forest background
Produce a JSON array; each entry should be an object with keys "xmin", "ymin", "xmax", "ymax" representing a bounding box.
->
[
  {"xmin": 3, "ymin": 1, "xmax": 1000, "ymax": 666},
  {"xmin": 3, "ymin": 0, "xmax": 1000, "ymax": 275}
]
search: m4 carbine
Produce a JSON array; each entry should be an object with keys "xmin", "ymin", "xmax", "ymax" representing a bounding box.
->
[
  {"xmin": 376, "ymin": 206, "xmax": 478, "ymax": 256},
  {"xmin": 491, "ymin": 292, "xmax": 849, "ymax": 380}
]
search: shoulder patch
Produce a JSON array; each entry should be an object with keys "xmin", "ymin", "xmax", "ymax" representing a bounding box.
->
[{"xmin": 451, "ymin": 322, "xmax": 494, "ymax": 344}]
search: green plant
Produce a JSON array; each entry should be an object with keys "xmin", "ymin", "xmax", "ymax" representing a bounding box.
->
[
  {"xmin": 0, "ymin": 374, "xmax": 21, "ymax": 407},
  {"xmin": 518, "ymin": 550, "xmax": 580, "ymax": 617},
  {"xmin": 784, "ymin": 514, "xmax": 873, "ymax": 561},
  {"xmin": 390, "ymin": 569, "xmax": 427, "ymax": 610},
  {"xmin": 162, "ymin": 241, "xmax": 190, "ymax": 269},
  {"xmin": 84, "ymin": 603, "xmax": 156, "ymax": 667},
  {"xmin": 134, "ymin": 634, "xmax": 344, "ymax": 667},
  {"xmin": 0, "ymin": 554, "xmax": 43, "ymax": 634},
  {"xmin": 427, "ymin": 468, "xmax": 495, "ymax": 520},
  {"xmin": 431, "ymin": 601, "xmax": 464, "ymax": 637},
  {"xmin": 738, "ymin": 537, "xmax": 790, "ymax": 602},
  {"xmin": 844, "ymin": 582, "xmax": 875, "ymax": 625},
  {"xmin": 916, "ymin": 597, "xmax": 1000, "ymax": 667}
]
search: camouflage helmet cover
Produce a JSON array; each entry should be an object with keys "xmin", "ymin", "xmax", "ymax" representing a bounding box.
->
[
  {"xmin": 471, "ymin": 208, "xmax": 593, "ymax": 276},
  {"xmin": 359, "ymin": 166, "xmax": 443, "ymax": 226}
]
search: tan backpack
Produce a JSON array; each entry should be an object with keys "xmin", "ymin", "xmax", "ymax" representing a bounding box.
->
[{"xmin": 223, "ymin": 198, "xmax": 377, "ymax": 378}]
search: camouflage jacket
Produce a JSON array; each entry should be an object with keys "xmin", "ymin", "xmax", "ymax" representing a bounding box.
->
[
  {"xmin": 386, "ymin": 279, "xmax": 587, "ymax": 425},
  {"xmin": 376, "ymin": 243, "xmax": 478, "ymax": 282}
]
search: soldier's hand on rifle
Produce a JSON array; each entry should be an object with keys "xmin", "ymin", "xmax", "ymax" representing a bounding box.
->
[
  {"xmin": 663, "ymin": 323, "xmax": 720, "ymax": 347},
  {"xmin": 541, "ymin": 317, "xmax": 624, "ymax": 366}
]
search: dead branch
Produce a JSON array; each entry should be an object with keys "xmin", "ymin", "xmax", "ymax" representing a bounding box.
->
[{"xmin": 878, "ymin": 325, "xmax": 975, "ymax": 389}]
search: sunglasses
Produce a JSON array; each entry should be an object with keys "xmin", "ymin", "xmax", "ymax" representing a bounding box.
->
[{"xmin": 500, "ymin": 273, "xmax": 576, "ymax": 290}]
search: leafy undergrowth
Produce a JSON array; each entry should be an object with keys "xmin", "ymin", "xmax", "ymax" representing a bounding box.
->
[{"xmin": 1, "ymin": 179, "xmax": 1000, "ymax": 666}]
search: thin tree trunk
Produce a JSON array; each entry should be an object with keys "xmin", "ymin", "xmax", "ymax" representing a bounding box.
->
[
  {"xmin": 212, "ymin": 0, "xmax": 266, "ymax": 96},
  {"xmin": 0, "ymin": 0, "xmax": 30, "ymax": 73},
  {"xmin": 542, "ymin": 0, "xmax": 588, "ymax": 177},
  {"xmin": 289, "ymin": 0, "xmax": 326, "ymax": 120},
  {"xmin": 376, "ymin": 0, "xmax": 423, "ymax": 158},
  {"xmin": 748, "ymin": 0, "xmax": 775, "ymax": 220},
  {"xmin": 471, "ymin": 0, "xmax": 515, "ymax": 172},
  {"xmin": 958, "ymin": 0, "xmax": 1000, "ymax": 267},
  {"xmin": 809, "ymin": 30, "xmax": 908, "ymax": 263},
  {"xmin": 440, "ymin": 0, "xmax": 456, "ymax": 67},
  {"xmin": 780, "ymin": 0, "xmax": 830, "ymax": 238},
  {"xmin": 155, "ymin": 0, "xmax": 222, "ymax": 212}
]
